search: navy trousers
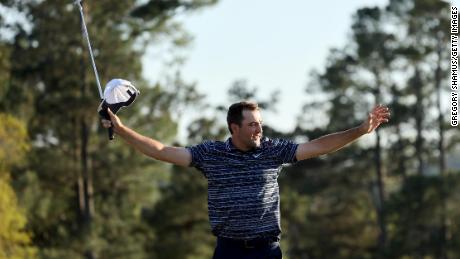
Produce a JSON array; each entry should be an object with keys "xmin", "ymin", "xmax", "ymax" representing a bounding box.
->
[{"xmin": 212, "ymin": 237, "xmax": 282, "ymax": 259}]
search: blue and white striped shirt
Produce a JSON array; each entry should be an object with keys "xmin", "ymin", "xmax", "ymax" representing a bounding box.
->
[{"xmin": 187, "ymin": 137, "xmax": 298, "ymax": 239}]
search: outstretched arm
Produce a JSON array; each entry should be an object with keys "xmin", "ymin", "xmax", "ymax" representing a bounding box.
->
[
  {"xmin": 102, "ymin": 108, "xmax": 192, "ymax": 167},
  {"xmin": 295, "ymin": 105, "xmax": 390, "ymax": 161}
]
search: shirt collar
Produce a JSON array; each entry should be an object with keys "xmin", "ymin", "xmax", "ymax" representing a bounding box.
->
[
  {"xmin": 225, "ymin": 137, "xmax": 237, "ymax": 151},
  {"xmin": 225, "ymin": 137, "xmax": 267, "ymax": 152}
]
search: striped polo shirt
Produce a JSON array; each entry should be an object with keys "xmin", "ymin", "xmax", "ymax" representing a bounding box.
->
[{"xmin": 187, "ymin": 137, "xmax": 298, "ymax": 239}]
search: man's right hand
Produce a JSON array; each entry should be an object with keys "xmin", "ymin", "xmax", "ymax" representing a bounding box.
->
[{"xmin": 101, "ymin": 108, "xmax": 123, "ymax": 133}]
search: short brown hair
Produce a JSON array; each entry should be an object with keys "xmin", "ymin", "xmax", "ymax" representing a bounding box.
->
[{"xmin": 227, "ymin": 101, "xmax": 259, "ymax": 134}]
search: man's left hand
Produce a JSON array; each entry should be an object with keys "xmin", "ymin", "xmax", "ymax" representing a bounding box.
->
[{"xmin": 360, "ymin": 105, "xmax": 391, "ymax": 134}]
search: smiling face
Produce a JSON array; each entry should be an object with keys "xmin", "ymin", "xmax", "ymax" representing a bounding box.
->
[{"xmin": 231, "ymin": 109, "xmax": 263, "ymax": 150}]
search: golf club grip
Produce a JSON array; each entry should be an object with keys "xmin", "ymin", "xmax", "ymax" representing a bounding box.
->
[
  {"xmin": 108, "ymin": 126, "xmax": 114, "ymax": 140},
  {"xmin": 98, "ymin": 101, "xmax": 114, "ymax": 141}
]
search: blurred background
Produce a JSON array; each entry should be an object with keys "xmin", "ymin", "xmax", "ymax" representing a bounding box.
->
[{"xmin": 0, "ymin": 0, "xmax": 458, "ymax": 258}]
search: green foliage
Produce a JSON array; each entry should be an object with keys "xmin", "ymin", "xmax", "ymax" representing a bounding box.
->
[
  {"xmin": 278, "ymin": 144, "xmax": 380, "ymax": 258},
  {"xmin": 142, "ymin": 114, "xmax": 227, "ymax": 259},
  {"xmin": 0, "ymin": 43, "xmax": 10, "ymax": 105},
  {"xmin": 0, "ymin": 175, "xmax": 37, "ymax": 259},
  {"xmin": 0, "ymin": 113, "xmax": 36, "ymax": 259},
  {"xmin": 0, "ymin": 113, "xmax": 29, "ymax": 170},
  {"xmin": 131, "ymin": 0, "xmax": 218, "ymax": 22},
  {"xmin": 295, "ymin": 0, "xmax": 457, "ymax": 258},
  {"xmin": 385, "ymin": 173, "xmax": 460, "ymax": 258},
  {"xmin": 143, "ymin": 165, "xmax": 214, "ymax": 259}
]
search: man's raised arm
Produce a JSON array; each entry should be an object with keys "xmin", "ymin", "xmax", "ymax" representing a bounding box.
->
[
  {"xmin": 295, "ymin": 105, "xmax": 390, "ymax": 161},
  {"xmin": 102, "ymin": 108, "xmax": 192, "ymax": 167}
]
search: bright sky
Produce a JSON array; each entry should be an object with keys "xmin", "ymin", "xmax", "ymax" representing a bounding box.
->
[{"xmin": 143, "ymin": 0, "xmax": 454, "ymax": 140}]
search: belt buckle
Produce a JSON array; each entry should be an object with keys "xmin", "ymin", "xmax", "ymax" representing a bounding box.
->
[{"xmin": 244, "ymin": 239, "xmax": 255, "ymax": 249}]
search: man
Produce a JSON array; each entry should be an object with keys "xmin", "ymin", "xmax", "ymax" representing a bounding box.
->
[{"xmin": 101, "ymin": 101, "xmax": 390, "ymax": 259}]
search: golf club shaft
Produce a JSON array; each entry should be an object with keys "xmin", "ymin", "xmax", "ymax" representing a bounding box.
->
[
  {"xmin": 75, "ymin": 0, "xmax": 103, "ymax": 99},
  {"xmin": 75, "ymin": 0, "xmax": 114, "ymax": 140}
]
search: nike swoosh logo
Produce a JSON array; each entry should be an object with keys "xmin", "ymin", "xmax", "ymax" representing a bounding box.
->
[{"xmin": 252, "ymin": 153, "xmax": 261, "ymax": 158}]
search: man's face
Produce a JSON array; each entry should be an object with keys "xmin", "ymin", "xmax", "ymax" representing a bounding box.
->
[{"xmin": 233, "ymin": 109, "xmax": 263, "ymax": 149}]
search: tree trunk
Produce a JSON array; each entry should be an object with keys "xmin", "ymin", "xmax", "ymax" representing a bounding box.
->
[
  {"xmin": 372, "ymin": 69, "xmax": 387, "ymax": 253},
  {"xmin": 413, "ymin": 67, "xmax": 424, "ymax": 175},
  {"xmin": 396, "ymin": 124, "xmax": 407, "ymax": 180},
  {"xmin": 390, "ymin": 85, "xmax": 407, "ymax": 180},
  {"xmin": 80, "ymin": 116, "xmax": 95, "ymax": 259},
  {"xmin": 80, "ymin": 118, "xmax": 93, "ymax": 224},
  {"xmin": 435, "ymin": 45, "xmax": 448, "ymax": 259},
  {"xmin": 79, "ymin": 4, "xmax": 95, "ymax": 256},
  {"xmin": 374, "ymin": 131, "xmax": 387, "ymax": 250}
]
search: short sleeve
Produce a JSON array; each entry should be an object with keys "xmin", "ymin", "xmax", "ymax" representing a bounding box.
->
[
  {"xmin": 268, "ymin": 138, "xmax": 299, "ymax": 165},
  {"xmin": 186, "ymin": 140, "xmax": 213, "ymax": 172}
]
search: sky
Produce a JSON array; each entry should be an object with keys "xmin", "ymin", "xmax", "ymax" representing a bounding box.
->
[{"xmin": 142, "ymin": 0, "xmax": 456, "ymax": 140}]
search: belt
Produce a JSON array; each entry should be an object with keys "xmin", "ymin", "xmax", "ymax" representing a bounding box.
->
[{"xmin": 217, "ymin": 236, "xmax": 280, "ymax": 249}]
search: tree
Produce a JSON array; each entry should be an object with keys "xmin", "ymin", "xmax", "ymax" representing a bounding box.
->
[
  {"xmin": 285, "ymin": 49, "xmax": 380, "ymax": 258},
  {"xmin": 0, "ymin": 113, "xmax": 36, "ymax": 259},
  {"xmin": 290, "ymin": 0, "xmax": 459, "ymax": 258},
  {"xmin": 351, "ymin": 6, "xmax": 398, "ymax": 252},
  {"xmin": 385, "ymin": 0, "xmax": 454, "ymax": 257},
  {"xmin": 0, "ymin": 0, "xmax": 218, "ymax": 258}
]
